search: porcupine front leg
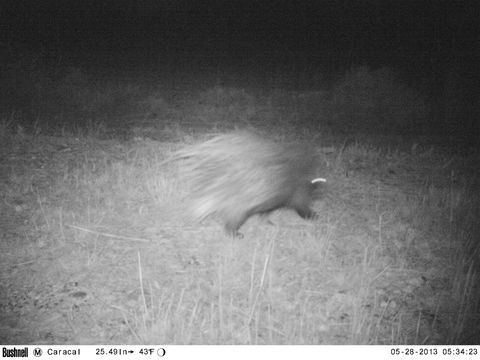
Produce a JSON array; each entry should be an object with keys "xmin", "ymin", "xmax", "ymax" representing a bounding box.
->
[
  {"xmin": 289, "ymin": 184, "xmax": 319, "ymax": 220},
  {"xmin": 294, "ymin": 206, "xmax": 318, "ymax": 220}
]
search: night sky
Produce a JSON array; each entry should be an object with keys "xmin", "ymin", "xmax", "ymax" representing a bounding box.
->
[
  {"xmin": 2, "ymin": 0, "xmax": 480, "ymax": 135},
  {"xmin": 3, "ymin": 0, "xmax": 479, "ymax": 76}
]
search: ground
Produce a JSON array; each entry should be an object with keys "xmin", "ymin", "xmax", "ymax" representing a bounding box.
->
[{"xmin": 1, "ymin": 125, "xmax": 478, "ymax": 344}]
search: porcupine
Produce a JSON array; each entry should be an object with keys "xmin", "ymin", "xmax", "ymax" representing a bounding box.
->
[{"xmin": 172, "ymin": 130, "xmax": 326, "ymax": 236}]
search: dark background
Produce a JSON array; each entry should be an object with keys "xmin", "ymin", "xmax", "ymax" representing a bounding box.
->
[{"xmin": 2, "ymin": 0, "xmax": 479, "ymax": 136}]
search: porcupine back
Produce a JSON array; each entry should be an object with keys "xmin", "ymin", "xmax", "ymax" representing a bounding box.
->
[{"xmin": 177, "ymin": 130, "xmax": 322, "ymax": 236}]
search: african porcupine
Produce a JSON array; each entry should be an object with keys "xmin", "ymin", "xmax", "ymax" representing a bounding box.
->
[{"xmin": 175, "ymin": 130, "xmax": 325, "ymax": 236}]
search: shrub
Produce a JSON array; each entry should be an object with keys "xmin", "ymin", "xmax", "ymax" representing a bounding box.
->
[{"xmin": 331, "ymin": 66, "xmax": 427, "ymax": 132}]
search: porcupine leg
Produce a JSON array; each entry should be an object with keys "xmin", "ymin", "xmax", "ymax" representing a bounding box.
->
[
  {"xmin": 224, "ymin": 212, "xmax": 250, "ymax": 238},
  {"xmin": 224, "ymin": 223, "xmax": 244, "ymax": 238},
  {"xmin": 289, "ymin": 185, "xmax": 319, "ymax": 220}
]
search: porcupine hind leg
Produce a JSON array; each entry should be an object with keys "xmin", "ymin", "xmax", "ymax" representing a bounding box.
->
[
  {"xmin": 224, "ymin": 209, "xmax": 257, "ymax": 238},
  {"xmin": 223, "ymin": 211, "xmax": 250, "ymax": 238}
]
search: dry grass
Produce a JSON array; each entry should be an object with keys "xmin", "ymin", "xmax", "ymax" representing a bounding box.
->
[{"xmin": 1, "ymin": 121, "xmax": 478, "ymax": 344}]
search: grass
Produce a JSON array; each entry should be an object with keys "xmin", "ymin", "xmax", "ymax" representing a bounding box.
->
[
  {"xmin": 1, "ymin": 122, "xmax": 478, "ymax": 344},
  {"xmin": 0, "ymin": 67, "xmax": 479, "ymax": 344}
]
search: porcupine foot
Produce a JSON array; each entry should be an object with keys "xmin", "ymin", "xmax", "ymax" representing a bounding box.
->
[{"xmin": 224, "ymin": 213, "xmax": 249, "ymax": 238}]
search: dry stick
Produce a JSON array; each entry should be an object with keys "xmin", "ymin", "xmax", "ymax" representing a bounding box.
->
[
  {"xmin": 247, "ymin": 237, "xmax": 275, "ymax": 325},
  {"xmin": 138, "ymin": 251, "xmax": 148, "ymax": 315},
  {"xmin": 59, "ymin": 207, "xmax": 66, "ymax": 243},
  {"xmin": 218, "ymin": 260, "xmax": 224, "ymax": 338},
  {"xmin": 66, "ymin": 224, "xmax": 150, "ymax": 242},
  {"xmin": 138, "ymin": 251, "xmax": 149, "ymax": 340},
  {"xmin": 36, "ymin": 193, "xmax": 50, "ymax": 228}
]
